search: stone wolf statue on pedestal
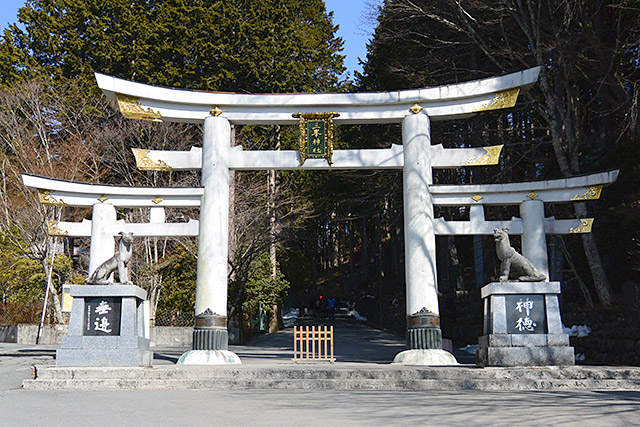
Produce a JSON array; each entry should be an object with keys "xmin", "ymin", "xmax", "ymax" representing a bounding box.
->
[
  {"xmin": 493, "ymin": 228, "xmax": 546, "ymax": 282},
  {"xmin": 85, "ymin": 231, "xmax": 134, "ymax": 285}
]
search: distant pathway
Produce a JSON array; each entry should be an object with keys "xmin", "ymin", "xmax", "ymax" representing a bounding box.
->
[{"xmin": 238, "ymin": 313, "xmax": 407, "ymax": 364}]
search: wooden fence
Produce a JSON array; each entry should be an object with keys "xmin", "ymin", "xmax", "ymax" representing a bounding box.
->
[{"xmin": 292, "ymin": 325, "xmax": 335, "ymax": 363}]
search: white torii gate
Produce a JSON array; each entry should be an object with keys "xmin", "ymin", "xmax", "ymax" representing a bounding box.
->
[
  {"xmin": 18, "ymin": 64, "xmax": 617, "ymax": 367},
  {"xmin": 93, "ymin": 67, "xmax": 564, "ymax": 365},
  {"xmin": 432, "ymin": 171, "xmax": 619, "ymax": 279},
  {"xmin": 22, "ymin": 174, "xmax": 202, "ymax": 275},
  {"xmin": 23, "ymin": 66, "xmax": 618, "ymax": 366}
]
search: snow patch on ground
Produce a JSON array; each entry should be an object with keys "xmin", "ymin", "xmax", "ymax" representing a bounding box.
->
[
  {"xmin": 460, "ymin": 344, "xmax": 479, "ymax": 354},
  {"xmin": 282, "ymin": 308, "xmax": 299, "ymax": 328},
  {"xmin": 354, "ymin": 311, "xmax": 367, "ymax": 321},
  {"xmin": 563, "ymin": 324, "xmax": 591, "ymax": 337}
]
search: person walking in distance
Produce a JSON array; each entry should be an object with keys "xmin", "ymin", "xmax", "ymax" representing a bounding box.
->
[{"xmin": 327, "ymin": 297, "xmax": 336, "ymax": 321}]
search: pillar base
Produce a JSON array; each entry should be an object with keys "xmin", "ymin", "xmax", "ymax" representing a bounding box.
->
[
  {"xmin": 193, "ymin": 328, "xmax": 228, "ymax": 350},
  {"xmin": 406, "ymin": 310, "xmax": 442, "ymax": 349},
  {"xmin": 392, "ymin": 349, "xmax": 458, "ymax": 365},
  {"xmin": 192, "ymin": 312, "xmax": 228, "ymax": 350},
  {"xmin": 177, "ymin": 350, "xmax": 241, "ymax": 365}
]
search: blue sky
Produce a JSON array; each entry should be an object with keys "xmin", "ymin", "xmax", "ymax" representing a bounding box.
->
[{"xmin": 0, "ymin": 0, "xmax": 375, "ymax": 78}]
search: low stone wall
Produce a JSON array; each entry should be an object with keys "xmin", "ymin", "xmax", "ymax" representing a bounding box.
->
[
  {"xmin": 0, "ymin": 324, "xmax": 69, "ymax": 345},
  {"xmin": 0, "ymin": 325, "xmax": 17, "ymax": 343},
  {"xmin": 0, "ymin": 324, "xmax": 192, "ymax": 348},
  {"xmin": 150, "ymin": 326, "xmax": 192, "ymax": 348}
]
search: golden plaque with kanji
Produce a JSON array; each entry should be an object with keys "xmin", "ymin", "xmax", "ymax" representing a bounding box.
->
[{"xmin": 293, "ymin": 112, "xmax": 339, "ymax": 165}]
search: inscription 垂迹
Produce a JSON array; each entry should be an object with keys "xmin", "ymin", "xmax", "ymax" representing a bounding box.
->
[{"xmin": 83, "ymin": 297, "xmax": 121, "ymax": 336}]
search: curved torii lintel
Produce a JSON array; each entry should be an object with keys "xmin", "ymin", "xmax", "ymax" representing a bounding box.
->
[
  {"xmin": 22, "ymin": 173, "xmax": 203, "ymax": 208},
  {"xmin": 430, "ymin": 170, "xmax": 619, "ymax": 206},
  {"xmin": 95, "ymin": 67, "xmax": 541, "ymax": 125}
]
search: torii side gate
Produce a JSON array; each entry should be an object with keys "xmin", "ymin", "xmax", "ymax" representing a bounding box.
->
[
  {"xmin": 26, "ymin": 66, "xmax": 613, "ymax": 365},
  {"xmin": 22, "ymin": 174, "xmax": 202, "ymax": 275}
]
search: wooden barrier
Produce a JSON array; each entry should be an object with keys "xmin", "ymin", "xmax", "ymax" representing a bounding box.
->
[{"xmin": 292, "ymin": 325, "xmax": 335, "ymax": 363}]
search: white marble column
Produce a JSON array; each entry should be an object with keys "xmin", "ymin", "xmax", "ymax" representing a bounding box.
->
[
  {"xmin": 394, "ymin": 113, "xmax": 457, "ymax": 365},
  {"xmin": 196, "ymin": 116, "xmax": 231, "ymax": 317},
  {"xmin": 402, "ymin": 113, "xmax": 438, "ymax": 316},
  {"xmin": 88, "ymin": 203, "xmax": 117, "ymax": 277},
  {"xmin": 520, "ymin": 200, "xmax": 549, "ymax": 279},
  {"xmin": 180, "ymin": 115, "xmax": 240, "ymax": 364}
]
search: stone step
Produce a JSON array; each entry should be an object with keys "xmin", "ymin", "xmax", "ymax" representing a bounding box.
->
[
  {"xmin": 23, "ymin": 376, "xmax": 640, "ymax": 391},
  {"xmin": 31, "ymin": 365, "xmax": 640, "ymax": 381},
  {"xmin": 24, "ymin": 365, "xmax": 640, "ymax": 390}
]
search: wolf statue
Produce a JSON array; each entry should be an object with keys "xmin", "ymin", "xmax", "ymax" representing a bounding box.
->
[
  {"xmin": 85, "ymin": 231, "xmax": 134, "ymax": 285},
  {"xmin": 493, "ymin": 228, "xmax": 546, "ymax": 282}
]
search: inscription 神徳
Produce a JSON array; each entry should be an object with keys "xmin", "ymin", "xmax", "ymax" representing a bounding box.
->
[
  {"xmin": 506, "ymin": 294, "xmax": 546, "ymax": 334},
  {"xmin": 514, "ymin": 298, "xmax": 536, "ymax": 332}
]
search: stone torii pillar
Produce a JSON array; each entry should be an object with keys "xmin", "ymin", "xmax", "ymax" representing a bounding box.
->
[
  {"xmin": 394, "ymin": 111, "xmax": 457, "ymax": 365},
  {"xmin": 89, "ymin": 203, "xmax": 118, "ymax": 277},
  {"xmin": 520, "ymin": 199, "xmax": 548, "ymax": 279},
  {"xmin": 179, "ymin": 116, "xmax": 240, "ymax": 365}
]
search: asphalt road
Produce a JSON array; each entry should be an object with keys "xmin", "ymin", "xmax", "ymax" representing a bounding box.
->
[
  {"xmin": 1, "ymin": 385, "xmax": 639, "ymax": 426},
  {"xmin": 1, "ymin": 324, "xmax": 639, "ymax": 426}
]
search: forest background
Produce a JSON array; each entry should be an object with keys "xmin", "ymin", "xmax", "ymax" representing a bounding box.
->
[{"xmin": 0, "ymin": 0, "xmax": 638, "ymax": 353}]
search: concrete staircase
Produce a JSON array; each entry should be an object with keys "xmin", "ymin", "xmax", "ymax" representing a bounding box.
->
[{"xmin": 23, "ymin": 364, "xmax": 640, "ymax": 391}]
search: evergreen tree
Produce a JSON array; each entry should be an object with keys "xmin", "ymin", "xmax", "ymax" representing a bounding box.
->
[{"xmin": 0, "ymin": 0, "xmax": 344, "ymax": 91}]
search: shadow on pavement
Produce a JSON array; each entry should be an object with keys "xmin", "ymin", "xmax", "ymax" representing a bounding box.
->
[{"xmin": 0, "ymin": 348, "xmax": 56, "ymax": 358}]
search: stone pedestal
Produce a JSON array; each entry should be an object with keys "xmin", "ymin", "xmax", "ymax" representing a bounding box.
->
[
  {"xmin": 393, "ymin": 310, "xmax": 458, "ymax": 365},
  {"xmin": 406, "ymin": 310, "xmax": 442, "ymax": 349},
  {"xmin": 477, "ymin": 282, "xmax": 574, "ymax": 367},
  {"xmin": 56, "ymin": 285, "xmax": 152, "ymax": 367}
]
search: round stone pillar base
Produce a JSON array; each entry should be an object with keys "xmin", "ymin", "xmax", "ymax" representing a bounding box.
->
[
  {"xmin": 177, "ymin": 350, "xmax": 241, "ymax": 365},
  {"xmin": 192, "ymin": 313, "xmax": 228, "ymax": 350},
  {"xmin": 393, "ymin": 349, "xmax": 458, "ymax": 365},
  {"xmin": 179, "ymin": 313, "xmax": 241, "ymax": 364},
  {"xmin": 193, "ymin": 328, "xmax": 228, "ymax": 351},
  {"xmin": 406, "ymin": 310, "xmax": 442, "ymax": 350}
]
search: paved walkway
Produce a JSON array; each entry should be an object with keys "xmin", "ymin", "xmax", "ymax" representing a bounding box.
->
[
  {"xmin": 155, "ymin": 314, "xmax": 414, "ymax": 365},
  {"xmin": 1, "ymin": 317, "xmax": 639, "ymax": 426},
  {"xmin": 155, "ymin": 314, "xmax": 475, "ymax": 365}
]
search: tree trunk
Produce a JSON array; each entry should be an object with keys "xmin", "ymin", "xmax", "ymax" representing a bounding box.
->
[
  {"xmin": 574, "ymin": 203, "xmax": 613, "ymax": 307},
  {"xmin": 349, "ymin": 220, "xmax": 355, "ymax": 291},
  {"xmin": 446, "ymin": 236, "xmax": 463, "ymax": 291},
  {"xmin": 268, "ymin": 125, "xmax": 282, "ymax": 333},
  {"xmin": 228, "ymin": 125, "xmax": 237, "ymax": 281},
  {"xmin": 361, "ymin": 216, "xmax": 368, "ymax": 279},
  {"xmin": 558, "ymin": 236, "xmax": 594, "ymax": 308},
  {"xmin": 48, "ymin": 276, "xmax": 65, "ymax": 325},
  {"xmin": 332, "ymin": 211, "xmax": 340, "ymax": 268},
  {"xmin": 516, "ymin": 2, "xmax": 615, "ymax": 306},
  {"xmin": 43, "ymin": 235, "xmax": 65, "ymax": 325}
]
